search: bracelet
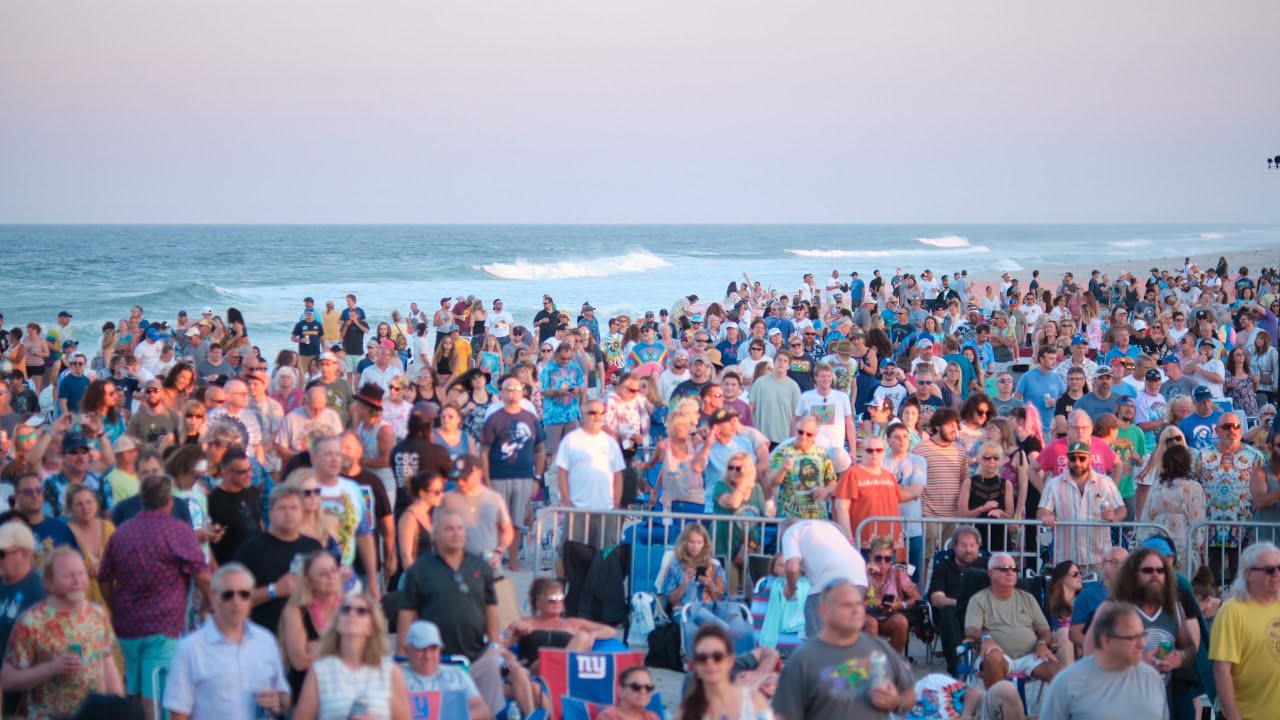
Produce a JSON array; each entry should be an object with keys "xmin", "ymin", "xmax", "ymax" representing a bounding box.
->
[
  {"xmin": 267, "ymin": 583, "xmax": 276, "ymax": 600},
  {"xmin": 981, "ymin": 634, "xmax": 992, "ymax": 643}
]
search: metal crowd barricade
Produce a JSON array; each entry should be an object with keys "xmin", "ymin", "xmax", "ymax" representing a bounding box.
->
[
  {"xmin": 1184, "ymin": 519, "xmax": 1280, "ymax": 590},
  {"xmin": 531, "ymin": 506, "xmax": 784, "ymax": 600}
]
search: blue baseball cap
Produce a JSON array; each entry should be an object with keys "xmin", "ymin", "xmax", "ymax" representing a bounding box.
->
[
  {"xmin": 1070, "ymin": 334, "xmax": 1087, "ymax": 346},
  {"xmin": 1160, "ymin": 355, "xmax": 1180, "ymax": 365},
  {"xmin": 1141, "ymin": 536, "xmax": 1174, "ymax": 558}
]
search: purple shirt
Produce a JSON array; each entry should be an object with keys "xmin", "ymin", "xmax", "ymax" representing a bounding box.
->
[{"xmin": 98, "ymin": 508, "xmax": 208, "ymax": 639}]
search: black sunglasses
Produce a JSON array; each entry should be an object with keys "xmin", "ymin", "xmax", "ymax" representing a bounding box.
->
[
  {"xmin": 219, "ymin": 589, "xmax": 252, "ymax": 602},
  {"xmin": 624, "ymin": 683, "xmax": 656, "ymax": 692}
]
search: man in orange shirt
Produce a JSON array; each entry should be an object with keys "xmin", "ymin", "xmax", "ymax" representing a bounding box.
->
[{"xmin": 834, "ymin": 433, "xmax": 905, "ymax": 552}]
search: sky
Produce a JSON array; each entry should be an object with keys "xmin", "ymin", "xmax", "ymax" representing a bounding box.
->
[{"xmin": 1, "ymin": 1, "xmax": 1278, "ymax": 224}]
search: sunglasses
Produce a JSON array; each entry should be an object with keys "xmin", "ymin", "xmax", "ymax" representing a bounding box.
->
[
  {"xmin": 340, "ymin": 604, "xmax": 372, "ymax": 616},
  {"xmin": 1068, "ymin": 571, "xmax": 1082, "ymax": 578},
  {"xmin": 693, "ymin": 650, "xmax": 727, "ymax": 665},
  {"xmin": 980, "ymin": 455, "xmax": 1001, "ymax": 461},
  {"xmin": 302, "ymin": 488, "xmax": 322, "ymax": 497},
  {"xmin": 624, "ymin": 682, "xmax": 656, "ymax": 693},
  {"xmin": 726, "ymin": 464, "xmax": 745, "ymax": 472},
  {"xmin": 795, "ymin": 430, "xmax": 815, "ymax": 437},
  {"xmin": 1218, "ymin": 423, "xmax": 1241, "ymax": 431},
  {"xmin": 586, "ymin": 410, "xmax": 604, "ymax": 416},
  {"xmin": 871, "ymin": 555, "xmax": 893, "ymax": 563},
  {"xmin": 991, "ymin": 566, "xmax": 1017, "ymax": 573},
  {"xmin": 220, "ymin": 589, "xmax": 252, "ymax": 602},
  {"xmin": 1248, "ymin": 565, "xmax": 1280, "ymax": 576},
  {"xmin": 864, "ymin": 447, "xmax": 885, "ymax": 454},
  {"xmin": 1139, "ymin": 566, "xmax": 1166, "ymax": 576},
  {"xmin": 546, "ymin": 594, "xmax": 565, "ymax": 603}
]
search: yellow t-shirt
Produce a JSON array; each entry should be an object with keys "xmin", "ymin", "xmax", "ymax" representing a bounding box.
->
[{"xmin": 1209, "ymin": 597, "xmax": 1280, "ymax": 720}]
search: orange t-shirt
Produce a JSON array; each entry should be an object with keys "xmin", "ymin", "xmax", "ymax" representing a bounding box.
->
[{"xmin": 836, "ymin": 464, "xmax": 904, "ymax": 548}]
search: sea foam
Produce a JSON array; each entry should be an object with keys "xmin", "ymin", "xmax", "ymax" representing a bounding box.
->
[{"xmin": 479, "ymin": 250, "xmax": 671, "ymax": 280}]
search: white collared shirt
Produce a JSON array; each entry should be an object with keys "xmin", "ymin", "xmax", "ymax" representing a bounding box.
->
[{"xmin": 165, "ymin": 618, "xmax": 290, "ymax": 720}]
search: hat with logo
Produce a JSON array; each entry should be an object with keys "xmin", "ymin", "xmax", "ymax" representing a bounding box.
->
[
  {"xmin": 1067, "ymin": 441, "xmax": 1092, "ymax": 457},
  {"xmin": 62, "ymin": 431, "xmax": 90, "ymax": 454},
  {"xmin": 450, "ymin": 453, "xmax": 482, "ymax": 479},
  {"xmin": 1144, "ymin": 369, "xmax": 1163, "ymax": 382},
  {"xmin": 1093, "ymin": 366, "xmax": 1113, "ymax": 379},
  {"xmin": 1192, "ymin": 385, "xmax": 1214, "ymax": 401},
  {"xmin": 1070, "ymin": 334, "xmax": 1087, "ymax": 346}
]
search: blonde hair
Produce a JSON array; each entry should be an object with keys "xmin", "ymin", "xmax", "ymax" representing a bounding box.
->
[
  {"xmin": 674, "ymin": 523, "xmax": 714, "ymax": 569},
  {"xmin": 315, "ymin": 591, "xmax": 390, "ymax": 667},
  {"xmin": 284, "ymin": 469, "xmax": 325, "ymax": 543}
]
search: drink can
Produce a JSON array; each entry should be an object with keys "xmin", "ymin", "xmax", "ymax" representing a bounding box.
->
[
  {"xmin": 1156, "ymin": 640, "xmax": 1173, "ymax": 659},
  {"xmin": 868, "ymin": 650, "xmax": 890, "ymax": 689}
]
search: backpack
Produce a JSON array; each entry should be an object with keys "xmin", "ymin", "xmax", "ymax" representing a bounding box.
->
[{"xmin": 645, "ymin": 621, "xmax": 684, "ymax": 672}]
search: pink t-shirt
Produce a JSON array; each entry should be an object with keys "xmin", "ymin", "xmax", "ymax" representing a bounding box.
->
[{"xmin": 1037, "ymin": 437, "xmax": 1117, "ymax": 479}]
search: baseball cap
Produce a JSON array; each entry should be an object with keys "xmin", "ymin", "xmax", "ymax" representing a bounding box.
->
[
  {"xmin": 61, "ymin": 340, "xmax": 78, "ymax": 351},
  {"xmin": 1093, "ymin": 367, "xmax": 1113, "ymax": 379},
  {"xmin": 62, "ymin": 431, "xmax": 90, "ymax": 454},
  {"xmin": 1067, "ymin": 441, "xmax": 1092, "ymax": 457},
  {"xmin": 674, "ymin": 349, "xmax": 690, "ymax": 361},
  {"xmin": 1140, "ymin": 537, "xmax": 1175, "ymax": 558},
  {"xmin": 1116, "ymin": 395, "xmax": 1136, "ymax": 407},
  {"xmin": 0, "ymin": 522, "xmax": 36, "ymax": 552},
  {"xmin": 691, "ymin": 354, "xmax": 710, "ymax": 366},
  {"xmin": 708, "ymin": 407, "xmax": 740, "ymax": 426},
  {"xmin": 185, "ymin": 327, "xmax": 202, "ymax": 337},
  {"xmin": 1070, "ymin": 334, "xmax": 1087, "ymax": 346},
  {"xmin": 450, "ymin": 453, "xmax": 482, "ymax": 479},
  {"xmin": 1133, "ymin": 319, "xmax": 1148, "ymax": 331},
  {"xmin": 1192, "ymin": 385, "xmax": 1213, "ymax": 401},
  {"xmin": 1144, "ymin": 369, "xmax": 1163, "ymax": 382},
  {"xmin": 405, "ymin": 621, "xmax": 443, "ymax": 649},
  {"xmin": 201, "ymin": 306, "xmax": 213, "ymax": 315},
  {"xmin": 320, "ymin": 351, "xmax": 340, "ymax": 363},
  {"xmin": 112, "ymin": 435, "xmax": 138, "ymax": 453},
  {"xmin": 690, "ymin": 314, "xmax": 703, "ymax": 323},
  {"xmin": 766, "ymin": 328, "xmax": 782, "ymax": 337},
  {"xmin": 880, "ymin": 357, "xmax": 896, "ymax": 367},
  {"xmin": 1160, "ymin": 355, "xmax": 1180, "ymax": 365},
  {"xmin": 916, "ymin": 339, "xmax": 933, "ymax": 349}
]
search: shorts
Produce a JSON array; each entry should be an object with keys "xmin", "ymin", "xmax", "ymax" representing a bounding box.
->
[
  {"xmin": 345, "ymin": 355, "xmax": 363, "ymax": 373},
  {"xmin": 492, "ymin": 478, "xmax": 535, "ymax": 529},
  {"xmin": 978, "ymin": 649, "xmax": 1047, "ymax": 676},
  {"xmin": 120, "ymin": 634, "xmax": 179, "ymax": 697}
]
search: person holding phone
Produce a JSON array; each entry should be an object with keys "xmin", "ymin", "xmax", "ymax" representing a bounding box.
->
[{"xmin": 863, "ymin": 536, "xmax": 922, "ymax": 655}]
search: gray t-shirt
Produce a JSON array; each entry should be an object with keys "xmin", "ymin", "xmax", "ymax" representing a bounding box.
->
[
  {"xmin": 1073, "ymin": 392, "xmax": 1120, "ymax": 422},
  {"xmin": 440, "ymin": 488, "xmax": 511, "ymax": 556},
  {"xmin": 403, "ymin": 665, "xmax": 480, "ymax": 698},
  {"xmin": 991, "ymin": 396, "xmax": 1025, "ymax": 419},
  {"xmin": 772, "ymin": 634, "xmax": 912, "ymax": 720},
  {"xmin": 1160, "ymin": 376, "xmax": 1198, "ymax": 402},
  {"xmin": 1038, "ymin": 656, "xmax": 1168, "ymax": 720}
]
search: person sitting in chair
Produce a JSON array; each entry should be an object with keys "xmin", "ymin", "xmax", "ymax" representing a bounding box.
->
[
  {"xmin": 927, "ymin": 525, "xmax": 990, "ymax": 676},
  {"xmin": 965, "ymin": 553, "xmax": 1064, "ymax": 689},
  {"xmin": 864, "ymin": 535, "xmax": 922, "ymax": 656},
  {"xmin": 505, "ymin": 578, "xmax": 617, "ymax": 672}
]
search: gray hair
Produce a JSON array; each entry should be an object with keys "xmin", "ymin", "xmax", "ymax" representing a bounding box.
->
[
  {"xmin": 212, "ymin": 562, "xmax": 256, "ymax": 593},
  {"xmin": 1092, "ymin": 601, "xmax": 1140, "ymax": 641},
  {"xmin": 988, "ymin": 553, "xmax": 1014, "ymax": 571},
  {"xmin": 951, "ymin": 525, "xmax": 982, "ymax": 548},
  {"xmin": 1229, "ymin": 542, "xmax": 1280, "ymax": 602}
]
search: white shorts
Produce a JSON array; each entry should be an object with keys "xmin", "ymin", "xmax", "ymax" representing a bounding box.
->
[{"xmin": 979, "ymin": 650, "xmax": 1046, "ymax": 676}]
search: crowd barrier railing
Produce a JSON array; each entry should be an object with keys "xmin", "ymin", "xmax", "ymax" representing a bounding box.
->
[
  {"xmin": 1183, "ymin": 519, "xmax": 1280, "ymax": 590},
  {"xmin": 531, "ymin": 506, "xmax": 784, "ymax": 600}
]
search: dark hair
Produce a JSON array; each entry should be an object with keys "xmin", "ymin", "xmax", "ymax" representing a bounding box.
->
[
  {"xmin": 1111, "ymin": 548, "xmax": 1178, "ymax": 617},
  {"xmin": 699, "ymin": 383, "xmax": 722, "ymax": 401},
  {"xmin": 1048, "ymin": 561, "xmax": 1079, "ymax": 617},
  {"xmin": 139, "ymin": 473, "xmax": 173, "ymax": 510},
  {"xmin": 960, "ymin": 393, "xmax": 994, "ymax": 425},
  {"xmin": 164, "ymin": 443, "xmax": 205, "ymax": 479},
  {"xmin": 82, "ymin": 379, "xmax": 121, "ymax": 424},
  {"xmin": 409, "ymin": 470, "xmax": 445, "ymax": 498},
  {"xmin": 681, "ymin": 625, "xmax": 734, "ymax": 720},
  {"xmin": 1160, "ymin": 444, "xmax": 1193, "ymax": 483},
  {"xmin": 930, "ymin": 407, "xmax": 960, "ymax": 432},
  {"xmin": 618, "ymin": 665, "xmax": 652, "ymax": 688},
  {"xmin": 221, "ymin": 448, "xmax": 251, "ymax": 470},
  {"xmin": 528, "ymin": 577, "xmax": 563, "ymax": 610}
]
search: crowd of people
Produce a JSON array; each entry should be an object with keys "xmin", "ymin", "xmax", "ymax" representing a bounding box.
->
[{"xmin": 0, "ymin": 256, "xmax": 1278, "ymax": 718}]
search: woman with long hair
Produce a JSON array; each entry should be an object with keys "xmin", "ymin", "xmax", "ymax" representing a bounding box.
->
[
  {"xmin": 1047, "ymin": 560, "xmax": 1084, "ymax": 665},
  {"xmin": 1141, "ymin": 443, "xmax": 1207, "ymax": 572},
  {"xmin": 23, "ymin": 322, "xmax": 48, "ymax": 392},
  {"xmin": 409, "ymin": 366, "xmax": 441, "ymax": 408},
  {"xmin": 269, "ymin": 366, "xmax": 305, "ymax": 414},
  {"xmin": 65, "ymin": 484, "xmax": 116, "ymax": 609},
  {"xmin": 448, "ymin": 368, "xmax": 495, "ymax": 441},
  {"xmin": 4, "ymin": 327, "xmax": 27, "ymax": 380},
  {"xmin": 396, "ymin": 471, "xmax": 444, "ymax": 576},
  {"xmin": 1249, "ymin": 329, "xmax": 1278, "ymax": 406},
  {"xmin": 862, "ymin": 536, "xmax": 921, "ymax": 655},
  {"xmin": 1250, "ymin": 430, "xmax": 1280, "ymax": 546},
  {"xmin": 476, "ymin": 334, "xmax": 504, "ymax": 392},
  {"xmin": 940, "ymin": 361, "xmax": 965, "ymax": 411},
  {"xmin": 675, "ymin": 625, "xmax": 772, "ymax": 720},
  {"xmin": 430, "ymin": 404, "xmax": 477, "ymax": 461},
  {"xmin": 961, "ymin": 345, "xmax": 985, "ymax": 397},
  {"xmin": 710, "ymin": 450, "xmax": 766, "ymax": 560},
  {"xmin": 294, "ymin": 590, "xmax": 409, "ymax": 720},
  {"xmin": 1223, "ymin": 346, "xmax": 1259, "ymax": 419},
  {"xmin": 896, "ymin": 397, "xmax": 923, "ymax": 446},
  {"xmin": 286, "ymin": 469, "xmax": 340, "ymax": 560},
  {"xmin": 469, "ymin": 299, "xmax": 487, "ymax": 343},
  {"xmin": 175, "ymin": 400, "xmax": 207, "ymax": 447},
  {"xmin": 647, "ymin": 409, "xmax": 706, "ymax": 512},
  {"xmin": 280, "ymin": 551, "xmax": 344, "ymax": 700},
  {"xmin": 432, "ymin": 334, "xmax": 463, "ymax": 386},
  {"xmin": 223, "ymin": 308, "xmax": 249, "ymax": 352}
]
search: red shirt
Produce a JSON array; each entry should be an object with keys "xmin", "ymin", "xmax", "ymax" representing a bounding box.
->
[
  {"xmin": 1037, "ymin": 437, "xmax": 1117, "ymax": 479},
  {"xmin": 836, "ymin": 464, "xmax": 904, "ymax": 548}
]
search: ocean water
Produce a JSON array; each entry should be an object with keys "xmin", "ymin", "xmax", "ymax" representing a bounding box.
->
[{"xmin": 2, "ymin": 223, "xmax": 1277, "ymax": 359}]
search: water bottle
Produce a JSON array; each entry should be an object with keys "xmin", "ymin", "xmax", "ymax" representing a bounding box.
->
[{"xmin": 868, "ymin": 649, "xmax": 890, "ymax": 689}]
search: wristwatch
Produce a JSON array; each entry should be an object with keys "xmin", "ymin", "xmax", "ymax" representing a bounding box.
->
[{"xmin": 267, "ymin": 583, "xmax": 276, "ymax": 600}]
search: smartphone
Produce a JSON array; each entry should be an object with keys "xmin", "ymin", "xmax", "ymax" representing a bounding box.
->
[
  {"xmin": 695, "ymin": 566, "xmax": 707, "ymax": 579},
  {"xmin": 882, "ymin": 594, "xmax": 896, "ymax": 605}
]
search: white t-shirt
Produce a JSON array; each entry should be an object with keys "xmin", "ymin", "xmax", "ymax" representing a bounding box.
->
[
  {"xmin": 489, "ymin": 310, "xmax": 515, "ymax": 339},
  {"xmin": 554, "ymin": 428, "xmax": 626, "ymax": 511},
  {"xmin": 134, "ymin": 339, "xmax": 164, "ymax": 375},
  {"xmin": 318, "ymin": 477, "xmax": 373, "ymax": 569},
  {"xmin": 359, "ymin": 363, "xmax": 404, "ymax": 393},
  {"xmin": 1195, "ymin": 358, "xmax": 1225, "ymax": 398},
  {"xmin": 795, "ymin": 389, "xmax": 853, "ymax": 449},
  {"xmin": 781, "ymin": 520, "xmax": 868, "ymax": 597}
]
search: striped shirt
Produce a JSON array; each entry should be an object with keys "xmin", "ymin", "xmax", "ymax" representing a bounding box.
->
[
  {"xmin": 1038, "ymin": 470, "xmax": 1123, "ymax": 566},
  {"xmin": 913, "ymin": 436, "xmax": 968, "ymax": 519}
]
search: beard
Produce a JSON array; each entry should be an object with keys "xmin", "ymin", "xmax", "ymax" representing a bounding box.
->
[{"xmin": 1139, "ymin": 580, "xmax": 1165, "ymax": 606}]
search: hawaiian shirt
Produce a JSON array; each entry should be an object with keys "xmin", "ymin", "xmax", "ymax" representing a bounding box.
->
[
  {"xmin": 97, "ymin": 509, "xmax": 208, "ymax": 638},
  {"xmin": 769, "ymin": 443, "xmax": 837, "ymax": 520},
  {"xmin": 539, "ymin": 361, "xmax": 584, "ymax": 426},
  {"xmin": 41, "ymin": 472, "xmax": 113, "ymax": 519},
  {"xmin": 7, "ymin": 599, "xmax": 116, "ymax": 719},
  {"xmin": 1195, "ymin": 443, "xmax": 1266, "ymax": 547}
]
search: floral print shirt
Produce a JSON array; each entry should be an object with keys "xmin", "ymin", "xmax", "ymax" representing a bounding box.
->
[{"xmin": 1195, "ymin": 444, "xmax": 1266, "ymax": 547}]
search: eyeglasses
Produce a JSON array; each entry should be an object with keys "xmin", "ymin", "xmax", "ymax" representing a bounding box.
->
[
  {"xmin": 918, "ymin": 380, "xmax": 934, "ymax": 386},
  {"xmin": 185, "ymin": 412, "xmax": 205, "ymax": 419},
  {"xmin": 864, "ymin": 447, "xmax": 885, "ymax": 454},
  {"xmin": 17, "ymin": 488, "xmax": 41, "ymax": 497},
  {"xmin": 871, "ymin": 555, "xmax": 893, "ymax": 563},
  {"xmin": 1248, "ymin": 565, "xmax": 1280, "ymax": 576},
  {"xmin": 623, "ymin": 681, "xmax": 657, "ymax": 693},
  {"xmin": 1139, "ymin": 566, "xmax": 1166, "ymax": 576},
  {"xmin": 302, "ymin": 488, "xmax": 322, "ymax": 497},
  {"xmin": 1167, "ymin": 437, "xmax": 1184, "ymax": 444},
  {"xmin": 749, "ymin": 347, "xmax": 764, "ymax": 353},
  {"xmin": 991, "ymin": 566, "xmax": 1018, "ymax": 573},
  {"xmin": 1108, "ymin": 633, "xmax": 1146, "ymax": 643},
  {"xmin": 1068, "ymin": 571, "xmax": 1082, "ymax": 578},
  {"xmin": 340, "ymin": 605, "xmax": 372, "ymax": 616},
  {"xmin": 980, "ymin": 455, "xmax": 1001, "ymax": 461},
  {"xmin": 219, "ymin": 589, "xmax": 252, "ymax": 602},
  {"xmin": 693, "ymin": 650, "xmax": 727, "ymax": 665},
  {"xmin": 586, "ymin": 410, "xmax": 604, "ymax": 416}
]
